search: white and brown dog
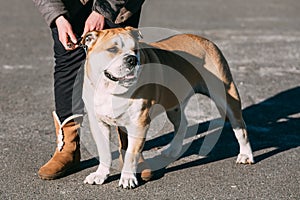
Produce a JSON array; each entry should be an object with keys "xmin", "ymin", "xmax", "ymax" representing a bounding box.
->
[{"xmin": 82, "ymin": 27, "xmax": 254, "ymax": 189}]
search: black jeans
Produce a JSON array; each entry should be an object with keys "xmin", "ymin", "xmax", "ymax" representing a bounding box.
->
[{"xmin": 51, "ymin": 5, "xmax": 141, "ymax": 122}]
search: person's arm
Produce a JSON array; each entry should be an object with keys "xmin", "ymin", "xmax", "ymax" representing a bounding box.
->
[
  {"xmin": 32, "ymin": 0, "xmax": 68, "ymax": 27},
  {"xmin": 32, "ymin": 0, "xmax": 76, "ymax": 50},
  {"xmin": 92, "ymin": 0, "xmax": 145, "ymax": 24},
  {"xmin": 115, "ymin": 0, "xmax": 145, "ymax": 24},
  {"xmin": 82, "ymin": 11, "xmax": 105, "ymax": 37},
  {"xmin": 82, "ymin": 0, "xmax": 146, "ymax": 36},
  {"xmin": 55, "ymin": 15, "xmax": 78, "ymax": 50}
]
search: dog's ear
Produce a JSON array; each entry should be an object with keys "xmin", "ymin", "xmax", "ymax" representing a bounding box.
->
[
  {"xmin": 125, "ymin": 26, "xmax": 143, "ymax": 40},
  {"xmin": 81, "ymin": 31, "xmax": 99, "ymax": 50}
]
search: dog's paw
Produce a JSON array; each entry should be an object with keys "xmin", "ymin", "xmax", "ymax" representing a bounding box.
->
[
  {"xmin": 161, "ymin": 144, "xmax": 182, "ymax": 158},
  {"xmin": 236, "ymin": 153, "xmax": 255, "ymax": 164},
  {"xmin": 84, "ymin": 172, "xmax": 109, "ymax": 185},
  {"xmin": 118, "ymin": 172, "xmax": 138, "ymax": 189},
  {"xmin": 137, "ymin": 161, "xmax": 152, "ymax": 182}
]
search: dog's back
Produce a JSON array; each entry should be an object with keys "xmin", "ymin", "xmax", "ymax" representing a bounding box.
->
[
  {"xmin": 149, "ymin": 34, "xmax": 233, "ymax": 84},
  {"xmin": 137, "ymin": 34, "xmax": 238, "ymax": 104}
]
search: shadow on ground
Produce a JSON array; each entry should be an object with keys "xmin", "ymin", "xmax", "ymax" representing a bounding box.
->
[{"xmin": 152, "ymin": 86, "xmax": 300, "ymax": 177}]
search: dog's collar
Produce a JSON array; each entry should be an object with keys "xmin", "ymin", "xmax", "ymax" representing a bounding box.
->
[{"xmin": 78, "ymin": 37, "xmax": 88, "ymax": 54}]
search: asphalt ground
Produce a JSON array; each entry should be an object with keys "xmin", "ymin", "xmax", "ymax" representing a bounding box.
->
[{"xmin": 0, "ymin": 0, "xmax": 299, "ymax": 199}]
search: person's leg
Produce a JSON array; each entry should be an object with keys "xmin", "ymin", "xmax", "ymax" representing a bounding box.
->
[
  {"xmin": 53, "ymin": 1, "xmax": 93, "ymax": 121},
  {"xmin": 38, "ymin": 3, "xmax": 92, "ymax": 180},
  {"xmin": 52, "ymin": 29, "xmax": 86, "ymax": 122},
  {"xmin": 38, "ymin": 30, "xmax": 86, "ymax": 179}
]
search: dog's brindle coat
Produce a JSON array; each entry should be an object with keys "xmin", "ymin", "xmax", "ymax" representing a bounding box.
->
[{"xmin": 82, "ymin": 27, "xmax": 254, "ymax": 189}]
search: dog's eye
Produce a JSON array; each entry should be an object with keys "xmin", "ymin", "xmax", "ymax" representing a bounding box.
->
[
  {"xmin": 85, "ymin": 34, "xmax": 93, "ymax": 43},
  {"xmin": 107, "ymin": 46, "xmax": 118, "ymax": 53}
]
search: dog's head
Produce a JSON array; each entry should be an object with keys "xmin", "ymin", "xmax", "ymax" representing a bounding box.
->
[{"xmin": 82, "ymin": 27, "xmax": 143, "ymax": 92}]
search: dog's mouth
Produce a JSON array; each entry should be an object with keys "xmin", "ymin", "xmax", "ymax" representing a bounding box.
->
[{"xmin": 104, "ymin": 68, "xmax": 136, "ymax": 82}]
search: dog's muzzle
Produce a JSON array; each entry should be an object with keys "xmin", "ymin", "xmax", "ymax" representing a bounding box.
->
[{"xmin": 104, "ymin": 55, "xmax": 139, "ymax": 82}]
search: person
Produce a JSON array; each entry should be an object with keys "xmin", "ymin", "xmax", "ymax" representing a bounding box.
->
[{"xmin": 32, "ymin": 0, "xmax": 145, "ymax": 180}]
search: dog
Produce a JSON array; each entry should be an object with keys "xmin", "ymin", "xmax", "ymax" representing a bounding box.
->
[{"xmin": 81, "ymin": 27, "xmax": 254, "ymax": 189}]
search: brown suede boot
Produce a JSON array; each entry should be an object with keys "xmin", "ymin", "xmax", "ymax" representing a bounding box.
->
[{"xmin": 38, "ymin": 111, "xmax": 83, "ymax": 180}]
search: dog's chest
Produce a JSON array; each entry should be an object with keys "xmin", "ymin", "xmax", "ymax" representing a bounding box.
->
[
  {"xmin": 97, "ymin": 114, "xmax": 119, "ymax": 126},
  {"xmin": 96, "ymin": 97, "xmax": 145, "ymax": 127},
  {"xmin": 94, "ymin": 94, "xmax": 127, "ymax": 122},
  {"xmin": 92, "ymin": 92, "xmax": 142, "ymax": 126}
]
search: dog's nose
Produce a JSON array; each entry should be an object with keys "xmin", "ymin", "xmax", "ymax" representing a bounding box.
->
[{"xmin": 124, "ymin": 55, "xmax": 138, "ymax": 67}]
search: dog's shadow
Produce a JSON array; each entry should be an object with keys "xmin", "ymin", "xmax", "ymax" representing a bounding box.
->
[
  {"xmin": 143, "ymin": 86, "xmax": 300, "ymax": 179},
  {"xmin": 80, "ymin": 86, "xmax": 300, "ymax": 184}
]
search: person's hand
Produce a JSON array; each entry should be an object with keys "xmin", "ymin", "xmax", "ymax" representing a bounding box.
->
[
  {"xmin": 55, "ymin": 15, "xmax": 78, "ymax": 50},
  {"xmin": 82, "ymin": 11, "xmax": 105, "ymax": 37}
]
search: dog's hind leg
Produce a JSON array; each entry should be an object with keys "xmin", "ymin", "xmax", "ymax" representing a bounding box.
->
[
  {"xmin": 211, "ymin": 82, "xmax": 254, "ymax": 164},
  {"xmin": 117, "ymin": 127, "xmax": 128, "ymax": 167},
  {"xmin": 226, "ymin": 84, "xmax": 254, "ymax": 164},
  {"xmin": 162, "ymin": 106, "xmax": 188, "ymax": 158},
  {"xmin": 84, "ymin": 112, "xmax": 112, "ymax": 185}
]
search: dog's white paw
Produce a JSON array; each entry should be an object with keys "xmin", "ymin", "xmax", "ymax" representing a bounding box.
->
[
  {"xmin": 118, "ymin": 172, "xmax": 138, "ymax": 189},
  {"xmin": 84, "ymin": 172, "xmax": 109, "ymax": 185},
  {"xmin": 161, "ymin": 144, "xmax": 182, "ymax": 158},
  {"xmin": 236, "ymin": 153, "xmax": 255, "ymax": 164}
]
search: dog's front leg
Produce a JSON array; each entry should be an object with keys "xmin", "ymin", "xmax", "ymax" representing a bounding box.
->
[
  {"xmin": 119, "ymin": 125, "xmax": 147, "ymax": 189},
  {"xmin": 84, "ymin": 112, "xmax": 111, "ymax": 185}
]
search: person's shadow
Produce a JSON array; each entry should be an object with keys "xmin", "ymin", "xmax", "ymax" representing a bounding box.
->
[{"xmin": 80, "ymin": 86, "xmax": 300, "ymax": 183}]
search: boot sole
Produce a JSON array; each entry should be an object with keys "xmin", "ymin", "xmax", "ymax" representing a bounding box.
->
[{"xmin": 38, "ymin": 164, "xmax": 80, "ymax": 180}]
